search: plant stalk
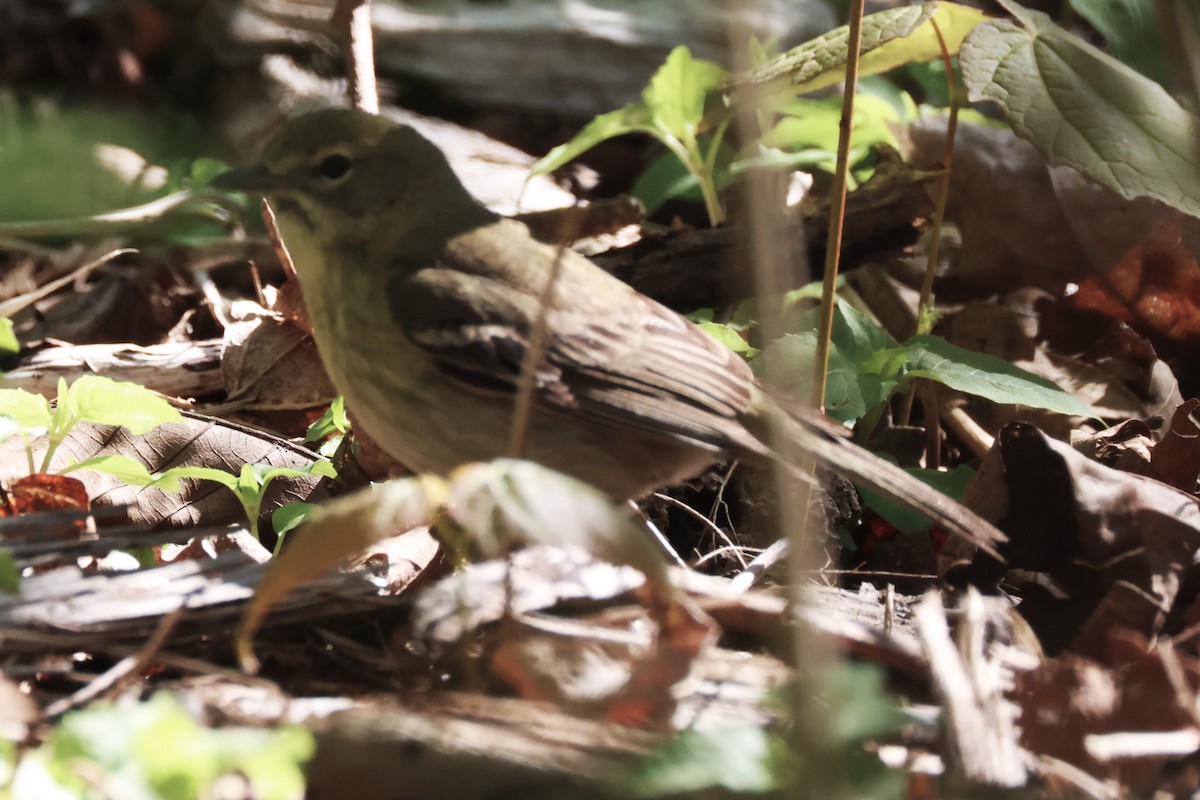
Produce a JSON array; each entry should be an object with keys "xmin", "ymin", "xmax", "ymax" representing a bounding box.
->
[
  {"xmin": 810, "ymin": 0, "xmax": 866, "ymax": 412},
  {"xmin": 900, "ymin": 17, "xmax": 959, "ymax": 427}
]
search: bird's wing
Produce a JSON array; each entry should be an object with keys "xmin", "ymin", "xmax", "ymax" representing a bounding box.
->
[
  {"xmin": 388, "ymin": 220, "xmax": 760, "ymax": 452},
  {"xmin": 387, "ymin": 220, "xmax": 1007, "ymax": 556}
]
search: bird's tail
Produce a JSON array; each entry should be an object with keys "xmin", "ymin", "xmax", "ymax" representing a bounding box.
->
[{"xmin": 749, "ymin": 400, "xmax": 1007, "ymax": 562}]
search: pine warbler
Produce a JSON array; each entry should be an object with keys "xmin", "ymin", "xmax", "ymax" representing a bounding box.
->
[{"xmin": 213, "ymin": 108, "xmax": 1002, "ymax": 553}]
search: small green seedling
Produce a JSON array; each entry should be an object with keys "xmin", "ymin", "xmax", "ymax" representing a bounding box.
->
[
  {"xmin": 0, "ymin": 376, "xmax": 336, "ymax": 548},
  {"xmin": 533, "ymin": 4, "xmax": 988, "ymax": 225},
  {"xmin": 533, "ymin": 46, "xmax": 731, "ymax": 225},
  {"xmin": 0, "ymin": 375, "xmax": 185, "ymax": 475},
  {"xmin": 305, "ymin": 395, "xmax": 350, "ymax": 458},
  {"xmin": 157, "ymin": 462, "xmax": 337, "ymax": 552}
]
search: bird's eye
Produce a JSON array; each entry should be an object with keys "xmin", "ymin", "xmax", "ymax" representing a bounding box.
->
[{"xmin": 318, "ymin": 153, "xmax": 353, "ymax": 181}]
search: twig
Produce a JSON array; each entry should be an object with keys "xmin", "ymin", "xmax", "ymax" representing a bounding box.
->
[
  {"xmin": 44, "ymin": 604, "xmax": 186, "ymax": 720},
  {"xmin": 507, "ymin": 212, "xmax": 580, "ymax": 458},
  {"xmin": 810, "ymin": 0, "xmax": 866, "ymax": 412},
  {"xmin": 332, "ymin": 0, "xmax": 379, "ymax": 113},
  {"xmin": 651, "ymin": 491, "xmax": 746, "ymax": 568}
]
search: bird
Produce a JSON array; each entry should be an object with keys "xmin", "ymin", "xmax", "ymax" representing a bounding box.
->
[{"xmin": 212, "ymin": 107, "xmax": 1003, "ymax": 556}]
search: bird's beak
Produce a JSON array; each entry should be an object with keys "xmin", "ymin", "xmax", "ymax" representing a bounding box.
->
[{"xmin": 209, "ymin": 163, "xmax": 281, "ymax": 193}]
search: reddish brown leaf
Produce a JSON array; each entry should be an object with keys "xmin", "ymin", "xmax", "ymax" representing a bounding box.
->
[
  {"xmin": 3, "ymin": 473, "xmax": 89, "ymax": 517},
  {"xmin": 1072, "ymin": 221, "xmax": 1200, "ymax": 355}
]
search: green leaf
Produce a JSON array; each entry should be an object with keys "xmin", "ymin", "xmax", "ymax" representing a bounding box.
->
[
  {"xmin": 62, "ymin": 454, "xmax": 183, "ymax": 491},
  {"xmin": 823, "ymin": 661, "xmax": 908, "ymax": 744},
  {"xmin": 860, "ymin": 464, "xmax": 976, "ymax": 534},
  {"xmin": 0, "ymin": 317, "xmax": 17, "ymax": 353},
  {"xmin": 46, "ymin": 692, "xmax": 312, "ymax": 800},
  {"xmin": 0, "ymin": 389, "xmax": 51, "ymax": 434},
  {"xmin": 187, "ymin": 157, "xmax": 232, "ymax": 188},
  {"xmin": 632, "ymin": 140, "xmax": 734, "ymax": 215},
  {"xmin": 159, "ymin": 465, "xmax": 240, "ymax": 490},
  {"xmin": 740, "ymin": 2, "xmax": 989, "ymax": 95},
  {"xmin": 529, "ymin": 104, "xmax": 654, "ymax": 177},
  {"xmin": 758, "ymin": 332, "xmax": 890, "ymax": 423},
  {"xmin": 245, "ymin": 460, "xmax": 339, "ymax": 490},
  {"xmin": 628, "ymin": 726, "xmax": 783, "ymax": 796},
  {"xmin": 696, "ymin": 321, "xmax": 759, "ymax": 358},
  {"xmin": 960, "ymin": 0, "xmax": 1200, "ymax": 217},
  {"xmin": 531, "ymin": 46, "xmax": 726, "ymax": 179},
  {"xmin": 0, "ymin": 548, "xmax": 18, "ymax": 594},
  {"xmin": 758, "ymin": 93, "xmax": 902, "ymax": 156},
  {"xmin": 272, "ymin": 502, "xmax": 316, "ymax": 537},
  {"xmin": 830, "ymin": 300, "xmax": 898, "ymax": 363},
  {"xmin": 1068, "ymin": 0, "xmax": 1175, "ymax": 86},
  {"xmin": 642, "ymin": 45, "xmax": 728, "ymax": 149},
  {"xmin": 65, "ymin": 375, "xmax": 184, "ymax": 435},
  {"xmin": 305, "ymin": 395, "xmax": 349, "ymax": 442},
  {"xmin": 903, "ymin": 334, "xmax": 1095, "ymax": 416}
]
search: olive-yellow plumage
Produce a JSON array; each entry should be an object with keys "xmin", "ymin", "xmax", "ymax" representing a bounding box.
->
[{"xmin": 213, "ymin": 108, "xmax": 1002, "ymax": 552}]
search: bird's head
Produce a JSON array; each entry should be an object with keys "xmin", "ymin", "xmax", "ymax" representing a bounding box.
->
[{"xmin": 212, "ymin": 108, "xmax": 484, "ymax": 247}]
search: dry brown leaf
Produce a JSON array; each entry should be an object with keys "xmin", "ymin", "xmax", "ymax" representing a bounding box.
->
[
  {"xmin": 954, "ymin": 423, "xmax": 1200, "ymax": 650},
  {"xmin": 1016, "ymin": 628, "xmax": 1200, "ymax": 793},
  {"xmin": 237, "ymin": 476, "xmax": 444, "ymax": 671},
  {"xmin": 222, "ymin": 299, "xmax": 335, "ymax": 412}
]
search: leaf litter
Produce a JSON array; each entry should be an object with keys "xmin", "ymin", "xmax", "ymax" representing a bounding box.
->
[{"xmin": 6, "ymin": 1, "xmax": 1200, "ymax": 796}]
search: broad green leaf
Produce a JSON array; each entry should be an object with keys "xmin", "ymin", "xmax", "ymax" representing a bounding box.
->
[
  {"xmin": 0, "ymin": 389, "xmax": 51, "ymax": 433},
  {"xmin": 757, "ymin": 332, "xmax": 889, "ymax": 424},
  {"xmin": 0, "ymin": 317, "xmax": 16, "ymax": 353},
  {"xmin": 49, "ymin": 376, "xmax": 74, "ymax": 437},
  {"xmin": 447, "ymin": 460, "xmax": 668, "ymax": 582},
  {"xmin": 830, "ymin": 300, "xmax": 898, "ymax": 362},
  {"xmin": 728, "ymin": 144, "xmax": 834, "ymax": 174},
  {"xmin": 860, "ymin": 464, "xmax": 976, "ymax": 534},
  {"xmin": 960, "ymin": 0, "xmax": 1200, "ymax": 217},
  {"xmin": 903, "ymin": 334, "xmax": 1095, "ymax": 416},
  {"xmin": 1068, "ymin": 0, "xmax": 1175, "ymax": 86},
  {"xmin": 529, "ymin": 104, "xmax": 654, "ymax": 177},
  {"xmin": 272, "ymin": 502, "xmax": 316, "ymax": 537},
  {"xmin": 759, "ymin": 94, "xmax": 902, "ymax": 155},
  {"xmin": 740, "ymin": 2, "xmax": 989, "ymax": 96},
  {"xmin": 642, "ymin": 45, "xmax": 728, "ymax": 149},
  {"xmin": 65, "ymin": 375, "xmax": 184, "ymax": 434},
  {"xmin": 695, "ymin": 321, "xmax": 759, "ymax": 357}
]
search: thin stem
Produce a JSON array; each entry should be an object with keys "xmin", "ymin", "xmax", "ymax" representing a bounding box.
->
[
  {"xmin": 810, "ymin": 0, "xmax": 866, "ymax": 412},
  {"xmin": 23, "ymin": 434, "xmax": 34, "ymax": 476},
  {"xmin": 39, "ymin": 429, "xmax": 65, "ymax": 474},
  {"xmin": 914, "ymin": 18, "xmax": 958, "ymax": 332},
  {"xmin": 507, "ymin": 215, "xmax": 577, "ymax": 457},
  {"xmin": 899, "ymin": 17, "xmax": 959, "ymax": 427}
]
